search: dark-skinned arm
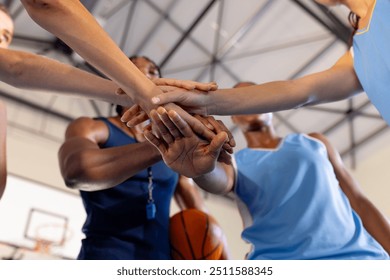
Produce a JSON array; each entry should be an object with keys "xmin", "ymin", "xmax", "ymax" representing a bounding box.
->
[{"xmin": 58, "ymin": 117, "xmax": 161, "ymax": 191}]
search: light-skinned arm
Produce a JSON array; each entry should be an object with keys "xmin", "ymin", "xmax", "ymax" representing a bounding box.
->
[
  {"xmin": 151, "ymin": 52, "xmax": 363, "ymax": 116},
  {"xmin": 20, "ymin": 0, "xmax": 222, "ymax": 142},
  {"xmin": 20, "ymin": 1, "xmax": 216, "ymax": 109},
  {"xmin": 0, "ymin": 101, "xmax": 7, "ymax": 199},
  {"xmin": 0, "ymin": 48, "xmax": 132, "ymax": 106}
]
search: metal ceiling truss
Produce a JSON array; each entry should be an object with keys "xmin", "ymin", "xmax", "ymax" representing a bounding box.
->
[
  {"xmin": 159, "ymin": 0, "xmax": 218, "ymax": 68},
  {"xmin": 0, "ymin": 90, "xmax": 73, "ymax": 122},
  {"xmin": 291, "ymin": 0, "xmax": 350, "ymax": 44},
  {"xmin": 194, "ymin": 0, "xmax": 276, "ymax": 82},
  {"xmin": 133, "ymin": 0, "xmax": 179, "ymax": 55}
]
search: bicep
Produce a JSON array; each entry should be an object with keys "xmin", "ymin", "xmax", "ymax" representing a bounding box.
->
[
  {"xmin": 295, "ymin": 52, "xmax": 362, "ymax": 106},
  {"xmin": 59, "ymin": 118, "xmax": 105, "ymax": 161}
]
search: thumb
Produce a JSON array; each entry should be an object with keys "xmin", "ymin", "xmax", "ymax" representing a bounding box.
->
[{"xmin": 208, "ymin": 132, "xmax": 229, "ymax": 158}]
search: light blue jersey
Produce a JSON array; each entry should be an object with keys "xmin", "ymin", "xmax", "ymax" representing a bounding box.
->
[
  {"xmin": 234, "ymin": 134, "xmax": 389, "ymax": 260},
  {"xmin": 353, "ymin": 0, "xmax": 390, "ymax": 125}
]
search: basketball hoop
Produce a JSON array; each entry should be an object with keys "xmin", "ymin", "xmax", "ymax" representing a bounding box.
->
[{"xmin": 33, "ymin": 223, "xmax": 73, "ymax": 254}]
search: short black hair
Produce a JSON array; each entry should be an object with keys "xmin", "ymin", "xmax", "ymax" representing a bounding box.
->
[{"xmin": 115, "ymin": 55, "xmax": 161, "ymax": 116}]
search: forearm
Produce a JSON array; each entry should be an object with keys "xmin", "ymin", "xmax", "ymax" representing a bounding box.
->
[
  {"xmin": 62, "ymin": 142, "xmax": 161, "ymax": 191},
  {"xmin": 193, "ymin": 163, "xmax": 233, "ymax": 195},
  {"xmin": 21, "ymin": 0, "xmax": 158, "ymax": 108},
  {"xmin": 208, "ymin": 67, "xmax": 360, "ymax": 116},
  {"xmin": 0, "ymin": 104, "xmax": 7, "ymax": 199},
  {"xmin": 0, "ymin": 49, "xmax": 133, "ymax": 106},
  {"xmin": 354, "ymin": 197, "xmax": 390, "ymax": 254},
  {"xmin": 208, "ymin": 80, "xmax": 310, "ymax": 115}
]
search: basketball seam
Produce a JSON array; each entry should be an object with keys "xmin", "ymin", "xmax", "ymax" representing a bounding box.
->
[
  {"xmin": 170, "ymin": 245, "xmax": 185, "ymax": 260},
  {"xmin": 201, "ymin": 212, "xmax": 209, "ymax": 259},
  {"xmin": 180, "ymin": 210, "xmax": 197, "ymax": 260},
  {"xmin": 202, "ymin": 240, "xmax": 222, "ymax": 260}
]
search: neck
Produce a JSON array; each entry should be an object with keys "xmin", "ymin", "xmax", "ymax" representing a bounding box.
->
[
  {"xmin": 343, "ymin": 0, "xmax": 372, "ymax": 18},
  {"xmin": 244, "ymin": 125, "xmax": 281, "ymax": 149}
]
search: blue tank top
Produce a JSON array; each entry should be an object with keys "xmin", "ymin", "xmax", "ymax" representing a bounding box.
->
[
  {"xmin": 78, "ymin": 118, "xmax": 178, "ymax": 260},
  {"xmin": 234, "ymin": 134, "xmax": 389, "ymax": 260},
  {"xmin": 353, "ymin": 0, "xmax": 390, "ymax": 125}
]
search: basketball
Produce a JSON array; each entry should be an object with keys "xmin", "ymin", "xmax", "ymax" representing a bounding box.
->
[{"xmin": 169, "ymin": 209, "xmax": 224, "ymax": 260}]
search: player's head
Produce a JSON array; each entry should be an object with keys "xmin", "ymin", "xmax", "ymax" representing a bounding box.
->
[{"xmin": 129, "ymin": 55, "xmax": 161, "ymax": 80}]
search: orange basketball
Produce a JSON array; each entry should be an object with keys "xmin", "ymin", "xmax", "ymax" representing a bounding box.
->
[{"xmin": 169, "ymin": 209, "xmax": 224, "ymax": 260}]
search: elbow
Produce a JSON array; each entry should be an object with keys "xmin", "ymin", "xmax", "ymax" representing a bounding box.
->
[
  {"xmin": 60, "ymin": 158, "xmax": 111, "ymax": 191},
  {"xmin": 59, "ymin": 152, "xmax": 91, "ymax": 190},
  {"xmin": 61, "ymin": 165, "xmax": 87, "ymax": 190},
  {"xmin": 62, "ymin": 168, "xmax": 103, "ymax": 191}
]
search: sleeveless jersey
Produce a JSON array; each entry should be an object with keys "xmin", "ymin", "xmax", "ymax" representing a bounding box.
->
[
  {"xmin": 353, "ymin": 0, "xmax": 390, "ymax": 124},
  {"xmin": 78, "ymin": 118, "xmax": 178, "ymax": 259}
]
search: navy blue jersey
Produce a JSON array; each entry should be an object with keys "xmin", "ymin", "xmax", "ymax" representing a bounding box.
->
[{"xmin": 78, "ymin": 118, "xmax": 178, "ymax": 259}]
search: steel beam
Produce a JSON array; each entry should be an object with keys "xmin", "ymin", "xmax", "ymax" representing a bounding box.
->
[
  {"xmin": 134, "ymin": 0, "xmax": 179, "ymax": 55},
  {"xmin": 290, "ymin": 0, "xmax": 349, "ymax": 45},
  {"xmin": 159, "ymin": 0, "xmax": 218, "ymax": 68},
  {"xmin": 119, "ymin": 0, "xmax": 138, "ymax": 51},
  {"xmin": 0, "ymin": 90, "xmax": 74, "ymax": 122}
]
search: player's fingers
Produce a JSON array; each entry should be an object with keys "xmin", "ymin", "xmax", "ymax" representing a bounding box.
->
[
  {"xmin": 151, "ymin": 108, "xmax": 174, "ymax": 144},
  {"xmin": 156, "ymin": 107, "xmax": 183, "ymax": 140}
]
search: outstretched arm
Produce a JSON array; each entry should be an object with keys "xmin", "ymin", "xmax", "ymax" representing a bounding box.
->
[
  {"xmin": 0, "ymin": 48, "xmax": 131, "ymax": 106},
  {"xmin": 21, "ymin": 0, "xmax": 158, "ymax": 109},
  {"xmin": 309, "ymin": 133, "xmax": 390, "ymax": 254},
  {"xmin": 20, "ymin": 1, "xmax": 214, "ymax": 109},
  {"xmin": 144, "ymin": 107, "xmax": 234, "ymax": 195},
  {"xmin": 151, "ymin": 52, "xmax": 362, "ymax": 116},
  {"xmin": 58, "ymin": 117, "xmax": 161, "ymax": 191},
  {"xmin": 0, "ymin": 102, "xmax": 7, "ymax": 200},
  {"xmin": 20, "ymin": 0, "xmax": 223, "ymax": 143}
]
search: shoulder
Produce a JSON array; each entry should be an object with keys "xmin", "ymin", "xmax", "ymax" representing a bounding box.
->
[
  {"xmin": 65, "ymin": 117, "xmax": 109, "ymax": 143},
  {"xmin": 306, "ymin": 132, "xmax": 336, "ymax": 154},
  {"xmin": 306, "ymin": 132, "xmax": 328, "ymax": 146}
]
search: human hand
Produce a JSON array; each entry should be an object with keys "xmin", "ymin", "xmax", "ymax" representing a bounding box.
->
[
  {"xmin": 194, "ymin": 115, "xmax": 236, "ymax": 151},
  {"xmin": 150, "ymin": 86, "xmax": 212, "ymax": 116},
  {"xmin": 152, "ymin": 78, "xmax": 218, "ymax": 91},
  {"xmin": 144, "ymin": 107, "xmax": 228, "ymax": 178},
  {"xmin": 118, "ymin": 85, "xmax": 208, "ymax": 127},
  {"xmin": 121, "ymin": 107, "xmax": 235, "ymax": 161}
]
